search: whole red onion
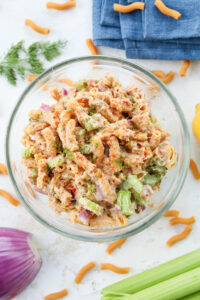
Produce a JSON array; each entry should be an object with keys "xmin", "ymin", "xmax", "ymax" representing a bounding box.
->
[{"xmin": 0, "ymin": 228, "xmax": 42, "ymax": 300}]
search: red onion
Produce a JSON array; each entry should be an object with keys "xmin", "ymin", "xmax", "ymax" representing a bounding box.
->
[
  {"xmin": 33, "ymin": 187, "xmax": 48, "ymax": 195},
  {"xmin": 62, "ymin": 88, "xmax": 68, "ymax": 96},
  {"xmin": 78, "ymin": 210, "xmax": 90, "ymax": 225},
  {"xmin": 96, "ymin": 185, "xmax": 104, "ymax": 201},
  {"xmin": 136, "ymin": 204, "xmax": 146, "ymax": 212},
  {"xmin": 114, "ymin": 205, "xmax": 121, "ymax": 212},
  {"xmin": 40, "ymin": 103, "xmax": 51, "ymax": 112},
  {"xmin": 0, "ymin": 228, "xmax": 42, "ymax": 300}
]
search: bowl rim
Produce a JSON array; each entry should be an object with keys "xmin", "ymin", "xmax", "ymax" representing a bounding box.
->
[{"xmin": 5, "ymin": 55, "xmax": 190, "ymax": 242}]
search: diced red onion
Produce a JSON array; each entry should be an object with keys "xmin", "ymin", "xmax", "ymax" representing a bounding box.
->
[
  {"xmin": 0, "ymin": 228, "xmax": 42, "ymax": 300},
  {"xmin": 114, "ymin": 205, "xmax": 121, "ymax": 212},
  {"xmin": 136, "ymin": 204, "xmax": 146, "ymax": 212},
  {"xmin": 33, "ymin": 187, "xmax": 48, "ymax": 195},
  {"xmin": 96, "ymin": 185, "xmax": 104, "ymax": 201},
  {"xmin": 40, "ymin": 103, "xmax": 51, "ymax": 112},
  {"xmin": 98, "ymin": 88, "xmax": 103, "ymax": 92},
  {"xmin": 78, "ymin": 210, "xmax": 90, "ymax": 225},
  {"xmin": 62, "ymin": 88, "xmax": 68, "ymax": 96}
]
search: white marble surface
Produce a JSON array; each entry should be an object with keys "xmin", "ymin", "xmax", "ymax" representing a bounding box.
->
[{"xmin": 0, "ymin": 1, "xmax": 200, "ymax": 299}]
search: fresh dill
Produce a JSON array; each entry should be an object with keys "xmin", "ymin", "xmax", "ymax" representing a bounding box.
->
[{"xmin": 0, "ymin": 40, "xmax": 67, "ymax": 85}]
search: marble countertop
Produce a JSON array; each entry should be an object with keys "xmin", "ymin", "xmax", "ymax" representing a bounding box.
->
[{"xmin": 0, "ymin": 0, "xmax": 200, "ymax": 299}]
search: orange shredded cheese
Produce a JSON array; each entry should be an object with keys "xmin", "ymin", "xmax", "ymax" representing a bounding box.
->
[
  {"xmin": 169, "ymin": 216, "xmax": 196, "ymax": 226},
  {"xmin": 179, "ymin": 60, "xmax": 190, "ymax": 77},
  {"xmin": 100, "ymin": 263, "xmax": 130, "ymax": 274},
  {"xmin": 162, "ymin": 71, "xmax": 175, "ymax": 84},
  {"xmin": 25, "ymin": 181, "xmax": 36, "ymax": 198},
  {"xmin": 151, "ymin": 70, "xmax": 165, "ymax": 79},
  {"xmin": 154, "ymin": 0, "xmax": 181, "ymax": 20},
  {"xmin": 25, "ymin": 19, "xmax": 50, "ymax": 35},
  {"xmin": 0, "ymin": 163, "xmax": 8, "ymax": 175},
  {"xmin": 190, "ymin": 159, "xmax": 200, "ymax": 180},
  {"xmin": 0, "ymin": 190, "xmax": 20, "ymax": 206},
  {"xmin": 74, "ymin": 262, "xmax": 96, "ymax": 284},
  {"xmin": 86, "ymin": 38, "xmax": 98, "ymax": 55},
  {"xmin": 44, "ymin": 289, "xmax": 68, "ymax": 300},
  {"xmin": 49, "ymin": 86, "xmax": 60, "ymax": 101},
  {"xmin": 163, "ymin": 210, "xmax": 180, "ymax": 218},
  {"xmin": 57, "ymin": 78, "xmax": 75, "ymax": 87},
  {"xmin": 166, "ymin": 225, "xmax": 193, "ymax": 247},
  {"xmin": 28, "ymin": 75, "xmax": 37, "ymax": 82},
  {"xmin": 106, "ymin": 238, "xmax": 127, "ymax": 255},
  {"xmin": 114, "ymin": 2, "xmax": 145, "ymax": 13},
  {"xmin": 133, "ymin": 76, "xmax": 146, "ymax": 84},
  {"xmin": 46, "ymin": 1, "xmax": 76, "ymax": 10}
]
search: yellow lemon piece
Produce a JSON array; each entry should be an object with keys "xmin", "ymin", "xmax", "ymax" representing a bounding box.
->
[{"xmin": 192, "ymin": 104, "xmax": 200, "ymax": 144}]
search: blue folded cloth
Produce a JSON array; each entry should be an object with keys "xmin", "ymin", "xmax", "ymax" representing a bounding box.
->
[{"xmin": 93, "ymin": 0, "xmax": 200, "ymax": 59}]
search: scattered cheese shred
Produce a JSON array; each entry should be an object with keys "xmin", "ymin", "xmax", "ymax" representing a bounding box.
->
[
  {"xmin": 57, "ymin": 78, "xmax": 75, "ymax": 87},
  {"xmin": 100, "ymin": 263, "xmax": 130, "ymax": 274},
  {"xmin": 154, "ymin": 0, "xmax": 181, "ymax": 20},
  {"xmin": 0, "ymin": 163, "xmax": 8, "ymax": 175},
  {"xmin": 166, "ymin": 225, "xmax": 193, "ymax": 247},
  {"xmin": 46, "ymin": 1, "xmax": 76, "ymax": 10},
  {"xmin": 113, "ymin": 2, "xmax": 145, "ymax": 13},
  {"xmin": 28, "ymin": 75, "xmax": 37, "ymax": 82},
  {"xmin": 86, "ymin": 38, "xmax": 98, "ymax": 55},
  {"xmin": 25, "ymin": 19, "xmax": 50, "ymax": 35},
  {"xmin": 162, "ymin": 71, "xmax": 175, "ymax": 84},
  {"xmin": 0, "ymin": 189, "xmax": 20, "ymax": 206},
  {"xmin": 74, "ymin": 262, "xmax": 96, "ymax": 284},
  {"xmin": 25, "ymin": 181, "xmax": 36, "ymax": 198},
  {"xmin": 190, "ymin": 159, "xmax": 200, "ymax": 180},
  {"xmin": 163, "ymin": 210, "xmax": 180, "ymax": 218},
  {"xmin": 106, "ymin": 238, "xmax": 127, "ymax": 255},
  {"xmin": 169, "ymin": 216, "xmax": 196, "ymax": 226},
  {"xmin": 179, "ymin": 60, "xmax": 190, "ymax": 77},
  {"xmin": 151, "ymin": 70, "xmax": 165, "ymax": 79},
  {"xmin": 44, "ymin": 289, "xmax": 68, "ymax": 300}
]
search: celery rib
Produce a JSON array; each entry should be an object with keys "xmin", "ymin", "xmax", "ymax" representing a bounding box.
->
[
  {"xmin": 120, "ymin": 267, "xmax": 200, "ymax": 300},
  {"xmin": 101, "ymin": 249, "xmax": 200, "ymax": 296}
]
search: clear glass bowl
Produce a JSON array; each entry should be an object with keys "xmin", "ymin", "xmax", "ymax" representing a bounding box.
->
[{"xmin": 6, "ymin": 56, "xmax": 190, "ymax": 242}]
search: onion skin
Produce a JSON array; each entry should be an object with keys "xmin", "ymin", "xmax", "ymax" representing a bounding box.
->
[{"xmin": 0, "ymin": 228, "xmax": 42, "ymax": 300}]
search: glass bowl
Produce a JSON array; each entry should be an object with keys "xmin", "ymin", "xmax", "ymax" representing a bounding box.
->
[{"xmin": 6, "ymin": 56, "xmax": 190, "ymax": 242}]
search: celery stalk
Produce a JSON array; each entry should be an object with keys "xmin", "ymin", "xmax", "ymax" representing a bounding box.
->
[
  {"xmin": 117, "ymin": 190, "xmax": 132, "ymax": 215},
  {"xmin": 120, "ymin": 267, "xmax": 200, "ymax": 300},
  {"xmin": 77, "ymin": 196, "xmax": 104, "ymax": 216},
  {"xmin": 101, "ymin": 249, "xmax": 200, "ymax": 296},
  {"xmin": 181, "ymin": 291, "xmax": 200, "ymax": 300},
  {"xmin": 121, "ymin": 174, "xmax": 143, "ymax": 194}
]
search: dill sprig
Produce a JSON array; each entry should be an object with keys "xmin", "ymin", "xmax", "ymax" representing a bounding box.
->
[{"xmin": 0, "ymin": 40, "xmax": 67, "ymax": 85}]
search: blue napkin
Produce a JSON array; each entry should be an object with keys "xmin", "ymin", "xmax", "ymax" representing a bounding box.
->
[
  {"xmin": 92, "ymin": 0, "xmax": 124, "ymax": 49},
  {"xmin": 144, "ymin": 0, "xmax": 200, "ymax": 40},
  {"xmin": 93, "ymin": 0, "xmax": 200, "ymax": 59}
]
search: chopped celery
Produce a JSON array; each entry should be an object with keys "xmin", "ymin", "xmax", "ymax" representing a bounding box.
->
[
  {"xmin": 122, "ymin": 174, "xmax": 143, "ymax": 194},
  {"xmin": 147, "ymin": 159, "xmax": 167, "ymax": 176},
  {"xmin": 143, "ymin": 173, "xmax": 161, "ymax": 187},
  {"xmin": 121, "ymin": 267, "xmax": 200, "ymax": 300},
  {"xmin": 117, "ymin": 190, "xmax": 132, "ymax": 215},
  {"xmin": 88, "ymin": 106, "xmax": 97, "ymax": 116},
  {"xmin": 22, "ymin": 149, "xmax": 33, "ymax": 158},
  {"xmin": 80, "ymin": 143, "xmax": 93, "ymax": 154},
  {"xmin": 76, "ymin": 80, "xmax": 88, "ymax": 90},
  {"xmin": 101, "ymin": 249, "xmax": 200, "ymax": 297},
  {"xmin": 48, "ymin": 155, "xmax": 65, "ymax": 168},
  {"xmin": 84, "ymin": 121, "xmax": 93, "ymax": 131},
  {"xmin": 77, "ymin": 196, "xmax": 103, "ymax": 216},
  {"xmin": 63, "ymin": 148, "xmax": 74, "ymax": 161},
  {"xmin": 30, "ymin": 167, "xmax": 38, "ymax": 178},
  {"xmin": 87, "ymin": 184, "xmax": 96, "ymax": 194}
]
